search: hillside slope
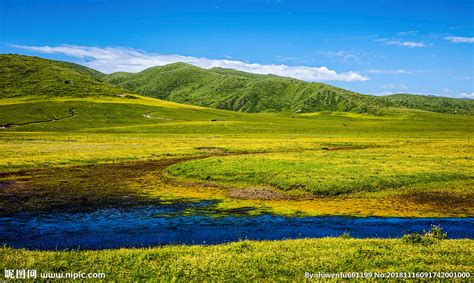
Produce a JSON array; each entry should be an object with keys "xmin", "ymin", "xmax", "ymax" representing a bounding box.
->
[
  {"xmin": 0, "ymin": 54, "xmax": 128, "ymax": 98},
  {"xmin": 380, "ymin": 93, "xmax": 473, "ymax": 115},
  {"xmin": 105, "ymin": 63, "xmax": 473, "ymax": 115},
  {"xmin": 104, "ymin": 63, "xmax": 385, "ymax": 114},
  {"xmin": 1, "ymin": 54, "xmax": 471, "ymax": 115}
]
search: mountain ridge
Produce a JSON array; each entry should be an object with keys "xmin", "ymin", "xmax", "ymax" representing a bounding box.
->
[
  {"xmin": 1, "ymin": 54, "xmax": 472, "ymax": 115},
  {"xmin": 104, "ymin": 62, "xmax": 473, "ymax": 115},
  {"xmin": 104, "ymin": 62, "xmax": 386, "ymax": 114},
  {"xmin": 0, "ymin": 54, "xmax": 129, "ymax": 98}
]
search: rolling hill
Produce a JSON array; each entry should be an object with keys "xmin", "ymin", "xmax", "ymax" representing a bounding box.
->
[
  {"xmin": 0, "ymin": 54, "xmax": 129, "ymax": 98},
  {"xmin": 104, "ymin": 62, "xmax": 473, "ymax": 115},
  {"xmin": 379, "ymin": 93, "xmax": 473, "ymax": 115},
  {"xmin": 1, "ymin": 54, "xmax": 472, "ymax": 115},
  {"xmin": 104, "ymin": 62, "xmax": 387, "ymax": 114}
]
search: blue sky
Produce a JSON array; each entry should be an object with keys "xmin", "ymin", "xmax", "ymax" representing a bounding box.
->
[{"xmin": 1, "ymin": 0, "xmax": 473, "ymax": 98}]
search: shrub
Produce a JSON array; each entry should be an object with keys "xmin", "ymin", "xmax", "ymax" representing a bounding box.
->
[
  {"xmin": 402, "ymin": 225, "xmax": 447, "ymax": 245},
  {"xmin": 340, "ymin": 232, "xmax": 352, "ymax": 239}
]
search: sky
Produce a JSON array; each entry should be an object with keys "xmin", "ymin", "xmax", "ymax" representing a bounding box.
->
[{"xmin": 1, "ymin": 0, "xmax": 473, "ymax": 98}]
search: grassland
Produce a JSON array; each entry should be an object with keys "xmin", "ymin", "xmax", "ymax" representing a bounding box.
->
[
  {"xmin": 1, "ymin": 239, "xmax": 472, "ymax": 281},
  {"xmin": 0, "ymin": 95, "xmax": 472, "ymax": 217},
  {"xmin": 0, "ymin": 55, "xmax": 128, "ymax": 98},
  {"xmin": 0, "ymin": 54, "xmax": 473, "ymax": 280}
]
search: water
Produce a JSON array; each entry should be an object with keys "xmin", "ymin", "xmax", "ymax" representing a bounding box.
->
[{"xmin": 1, "ymin": 202, "xmax": 472, "ymax": 250}]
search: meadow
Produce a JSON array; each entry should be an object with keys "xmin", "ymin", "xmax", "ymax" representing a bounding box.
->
[
  {"xmin": 0, "ymin": 94, "xmax": 473, "ymax": 280},
  {"xmin": 0, "ymin": 95, "xmax": 472, "ymax": 216},
  {"xmin": 1, "ymin": 239, "xmax": 472, "ymax": 281}
]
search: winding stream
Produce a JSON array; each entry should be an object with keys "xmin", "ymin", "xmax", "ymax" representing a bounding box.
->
[{"xmin": 1, "ymin": 201, "xmax": 472, "ymax": 250}]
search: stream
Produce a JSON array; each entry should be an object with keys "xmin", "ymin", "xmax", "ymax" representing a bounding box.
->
[{"xmin": 1, "ymin": 201, "xmax": 472, "ymax": 250}]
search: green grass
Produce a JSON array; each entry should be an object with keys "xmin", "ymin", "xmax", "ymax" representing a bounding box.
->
[
  {"xmin": 165, "ymin": 143, "xmax": 473, "ymax": 196},
  {"xmin": 104, "ymin": 61, "xmax": 474, "ymax": 115},
  {"xmin": 0, "ymin": 96, "xmax": 472, "ymax": 217},
  {"xmin": 0, "ymin": 54, "xmax": 129, "ymax": 98},
  {"xmin": 1, "ymin": 54, "xmax": 473, "ymax": 279},
  {"xmin": 381, "ymin": 93, "xmax": 474, "ymax": 115},
  {"xmin": 1, "ymin": 239, "xmax": 472, "ymax": 281}
]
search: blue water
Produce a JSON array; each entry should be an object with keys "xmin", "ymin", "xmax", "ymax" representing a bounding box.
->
[{"xmin": 0, "ymin": 202, "xmax": 472, "ymax": 250}]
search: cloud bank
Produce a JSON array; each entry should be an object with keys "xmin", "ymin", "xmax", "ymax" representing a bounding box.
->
[
  {"xmin": 10, "ymin": 44, "xmax": 369, "ymax": 82},
  {"xmin": 445, "ymin": 36, "xmax": 474, "ymax": 43},
  {"xmin": 395, "ymin": 30, "xmax": 419, "ymax": 36},
  {"xmin": 369, "ymin": 69, "xmax": 411, "ymax": 74},
  {"xmin": 376, "ymin": 39, "xmax": 425, "ymax": 47},
  {"xmin": 460, "ymin": 92, "xmax": 474, "ymax": 98}
]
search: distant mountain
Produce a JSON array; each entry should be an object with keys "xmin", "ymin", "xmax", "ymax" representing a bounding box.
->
[
  {"xmin": 104, "ymin": 63, "xmax": 386, "ymax": 114},
  {"xmin": 0, "ymin": 54, "xmax": 128, "ymax": 98},
  {"xmin": 379, "ymin": 93, "xmax": 473, "ymax": 115},
  {"xmin": 105, "ymin": 63, "xmax": 473, "ymax": 115},
  {"xmin": 1, "ymin": 54, "xmax": 472, "ymax": 115}
]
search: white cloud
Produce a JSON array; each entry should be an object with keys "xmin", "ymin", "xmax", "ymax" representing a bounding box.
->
[
  {"xmin": 460, "ymin": 92, "xmax": 474, "ymax": 98},
  {"xmin": 449, "ymin": 24, "xmax": 474, "ymax": 30},
  {"xmin": 10, "ymin": 44, "xmax": 369, "ymax": 82},
  {"xmin": 386, "ymin": 40, "xmax": 425, "ymax": 47},
  {"xmin": 376, "ymin": 39, "xmax": 426, "ymax": 47},
  {"xmin": 375, "ymin": 84, "xmax": 409, "ymax": 96},
  {"xmin": 275, "ymin": 55, "xmax": 305, "ymax": 63},
  {"xmin": 375, "ymin": 91, "xmax": 396, "ymax": 96},
  {"xmin": 369, "ymin": 69, "xmax": 411, "ymax": 74},
  {"xmin": 396, "ymin": 30, "xmax": 419, "ymax": 36},
  {"xmin": 380, "ymin": 84, "xmax": 408, "ymax": 90},
  {"xmin": 444, "ymin": 36, "xmax": 474, "ymax": 43},
  {"xmin": 317, "ymin": 51, "xmax": 357, "ymax": 61}
]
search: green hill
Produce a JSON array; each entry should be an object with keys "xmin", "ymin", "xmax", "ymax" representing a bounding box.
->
[
  {"xmin": 104, "ymin": 63, "xmax": 386, "ymax": 114},
  {"xmin": 104, "ymin": 62, "xmax": 473, "ymax": 115},
  {"xmin": 1, "ymin": 54, "xmax": 472, "ymax": 115},
  {"xmin": 0, "ymin": 54, "xmax": 129, "ymax": 98},
  {"xmin": 380, "ymin": 93, "xmax": 473, "ymax": 115}
]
